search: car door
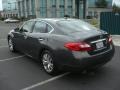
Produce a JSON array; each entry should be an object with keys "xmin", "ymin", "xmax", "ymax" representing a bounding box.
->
[
  {"xmin": 25, "ymin": 21, "xmax": 53, "ymax": 58},
  {"xmin": 14, "ymin": 21, "xmax": 34, "ymax": 53},
  {"xmin": 13, "ymin": 28, "xmax": 25, "ymax": 51},
  {"xmin": 13, "ymin": 22, "xmax": 30, "ymax": 52},
  {"xmin": 19, "ymin": 21, "xmax": 36, "ymax": 54}
]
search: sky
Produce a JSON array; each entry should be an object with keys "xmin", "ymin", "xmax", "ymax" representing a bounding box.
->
[
  {"xmin": 0, "ymin": 0, "xmax": 2, "ymax": 11},
  {"xmin": 113, "ymin": 0, "xmax": 120, "ymax": 6},
  {"xmin": 0, "ymin": 0, "xmax": 120, "ymax": 11}
]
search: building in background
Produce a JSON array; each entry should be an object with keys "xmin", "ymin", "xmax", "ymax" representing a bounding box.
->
[
  {"xmin": 17, "ymin": 0, "xmax": 87, "ymax": 19},
  {"xmin": 2, "ymin": 0, "xmax": 18, "ymax": 18},
  {"xmin": 35, "ymin": 0, "xmax": 87, "ymax": 18},
  {"xmin": 1, "ymin": 0, "xmax": 113, "ymax": 19},
  {"xmin": 86, "ymin": 0, "xmax": 113, "ymax": 19},
  {"xmin": 17, "ymin": 0, "xmax": 36, "ymax": 19}
]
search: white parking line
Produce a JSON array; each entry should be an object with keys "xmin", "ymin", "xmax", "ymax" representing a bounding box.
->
[
  {"xmin": 22, "ymin": 72, "xmax": 70, "ymax": 90},
  {"xmin": 0, "ymin": 55, "xmax": 25, "ymax": 62},
  {"xmin": 0, "ymin": 46, "xmax": 8, "ymax": 48}
]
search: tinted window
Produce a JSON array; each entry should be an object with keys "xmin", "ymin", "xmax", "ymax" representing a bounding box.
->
[
  {"xmin": 22, "ymin": 21, "xmax": 35, "ymax": 32},
  {"xmin": 57, "ymin": 20, "xmax": 98, "ymax": 33}
]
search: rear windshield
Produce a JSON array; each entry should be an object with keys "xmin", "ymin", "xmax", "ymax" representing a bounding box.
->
[{"xmin": 56, "ymin": 20, "xmax": 98, "ymax": 33}]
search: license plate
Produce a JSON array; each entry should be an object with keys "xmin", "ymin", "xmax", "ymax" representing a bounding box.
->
[{"xmin": 96, "ymin": 41, "xmax": 104, "ymax": 49}]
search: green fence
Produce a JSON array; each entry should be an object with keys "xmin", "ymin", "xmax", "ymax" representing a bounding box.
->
[{"xmin": 100, "ymin": 12, "xmax": 120, "ymax": 35}]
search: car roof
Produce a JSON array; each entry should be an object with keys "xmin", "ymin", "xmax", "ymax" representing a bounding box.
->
[{"xmin": 29, "ymin": 18, "xmax": 79, "ymax": 23}]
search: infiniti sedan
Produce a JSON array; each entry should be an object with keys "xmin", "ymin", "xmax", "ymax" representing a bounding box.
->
[{"xmin": 7, "ymin": 18, "xmax": 115, "ymax": 75}]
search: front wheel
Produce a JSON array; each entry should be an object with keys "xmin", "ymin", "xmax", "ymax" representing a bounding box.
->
[
  {"xmin": 41, "ymin": 50, "xmax": 58, "ymax": 75},
  {"xmin": 8, "ymin": 38, "xmax": 16, "ymax": 52}
]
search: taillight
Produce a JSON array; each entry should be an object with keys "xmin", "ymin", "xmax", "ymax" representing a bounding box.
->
[
  {"xmin": 64, "ymin": 42, "xmax": 92, "ymax": 51},
  {"xmin": 108, "ymin": 36, "xmax": 112, "ymax": 43}
]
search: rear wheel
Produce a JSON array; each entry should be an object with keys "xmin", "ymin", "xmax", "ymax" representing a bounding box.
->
[
  {"xmin": 41, "ymin": 50, "xmax": 58, "ymax": 75},
  {"xmin": 8, "ymin": 37, "xmax": 16, "ymax": 52}
]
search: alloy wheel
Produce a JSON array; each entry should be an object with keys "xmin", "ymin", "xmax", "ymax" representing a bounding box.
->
[
  {"xmin": 42, "ymin": 53, "xmax": 54, "ymax": 73},
  {"xmin": 8, "ymin": 38, "xmax": 14, "ymax": 51}
]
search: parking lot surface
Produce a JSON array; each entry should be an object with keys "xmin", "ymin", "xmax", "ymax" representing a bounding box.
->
[{"xmin": 0, "ymin": 21, "xmax": 120, "ymax": 90}]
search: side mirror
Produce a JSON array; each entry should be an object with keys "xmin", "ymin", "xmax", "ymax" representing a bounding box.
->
[
  {"xmin": 14, "ymin": 27, "xmax": 19, "ymax": 32},
  {"xmin": 19, "ymin": 28, "xmax": 28, "ymax": 33},
  {"xmin": 24, "ymin": 29, "xmax": 28, "ymax": 32}
]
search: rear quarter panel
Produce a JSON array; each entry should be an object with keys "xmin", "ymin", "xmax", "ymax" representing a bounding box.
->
[{"xmin": 47, "ymin": 34, "xmax": 78, "ymax": 65}]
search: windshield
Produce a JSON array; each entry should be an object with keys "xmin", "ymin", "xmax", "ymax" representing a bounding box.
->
[{"xmin": 56, "ymin": 20, "xmax": 98, "ymax": 33}]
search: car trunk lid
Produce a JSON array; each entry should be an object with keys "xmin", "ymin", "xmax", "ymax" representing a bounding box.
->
[{"xmin": 68, "ymin": 30, "xmax": 111, "ymax": 55}]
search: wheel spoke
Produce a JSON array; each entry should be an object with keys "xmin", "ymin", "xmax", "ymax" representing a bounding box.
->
[
  {"xmin": 43, "ymin": 59, "xmax": 48, "ymax": 66},
  {"xmin": 48, "ymin": 64, "xmax": 53, "ymax": 71}
]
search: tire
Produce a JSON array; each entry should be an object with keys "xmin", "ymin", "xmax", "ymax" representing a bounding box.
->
[
  {"xmin": 8, "ymin": 37, "xmax": 16, "ymax": 52},
  {"xmin": 41, "ymin": 50, "xmax": 58, "ymax": 75}
]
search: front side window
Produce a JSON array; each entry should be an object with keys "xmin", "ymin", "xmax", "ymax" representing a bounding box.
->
[{"xmin": 21, "ymin": 21, "xmax": 35, "ymax": 32}]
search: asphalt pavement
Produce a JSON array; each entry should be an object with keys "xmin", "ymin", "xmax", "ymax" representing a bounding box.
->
[{"xmin": 0, "ymin": 21, "xmax": 120, "ymax": 90}]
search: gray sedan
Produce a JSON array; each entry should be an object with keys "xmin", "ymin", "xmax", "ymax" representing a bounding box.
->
[{"xmin": 7, "ymin": 18, "xmax": 115, "ymax": 75}]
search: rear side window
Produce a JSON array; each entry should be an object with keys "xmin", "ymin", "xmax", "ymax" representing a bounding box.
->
[
  {"xmin": 33, "ymin": 22, "xmax": 47, "ymax": 33},
  {"xmin": 21, "ymin": 21, "xmax": 35, "ymax": 32},
  {"xmin": 33, "ymin": 21, "xmax": 53, "ymax": 33}
]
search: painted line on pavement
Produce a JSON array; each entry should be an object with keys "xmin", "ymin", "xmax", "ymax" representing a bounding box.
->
[
  {"xmin": 22, "ymin": 72, "xmax": 70, "ymax": 90},
  {"xmin": 0, "ymin": 55, "xmax": 25, "ymax": 62}
]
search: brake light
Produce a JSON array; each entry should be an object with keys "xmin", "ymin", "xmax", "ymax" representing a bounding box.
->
[
  {"xmin": 64, "ymin": 42, "xmax": 92, "ymax": 51},
  {"xmin": 108, "ymin": 36, "xmax": 112, "ymax": 43}
]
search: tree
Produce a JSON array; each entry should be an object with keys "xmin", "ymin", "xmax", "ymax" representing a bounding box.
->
[
  {"xmin": 95, "ymin": 0, "xmax": 108, "ymax": 8},
  {"xmin": 112, "ymin": 4, "xmax": 120, "ymax": 13}
]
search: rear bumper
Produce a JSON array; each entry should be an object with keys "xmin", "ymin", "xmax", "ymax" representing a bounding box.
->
[{"xmin": 55, "ymin": 45, "xmax": 115, "ymax": 71}]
